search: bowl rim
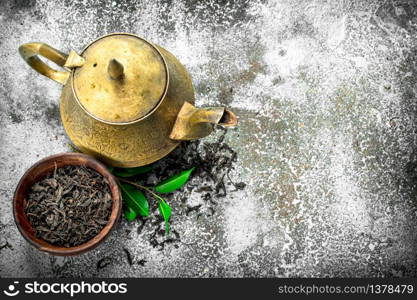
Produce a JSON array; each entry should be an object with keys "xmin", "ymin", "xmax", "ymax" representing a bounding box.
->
[{"xmin": 13, "ymin": 152, "xmax": 122, "ymax": 256}]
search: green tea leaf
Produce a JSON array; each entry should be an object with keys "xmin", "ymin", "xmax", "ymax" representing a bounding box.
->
[
  {"xmin": 120, "ymin": 183, "xmax": 149, "ymax": 217},
  {"xmin": 113, "ymin": 165, "xmax": 153, "ymax": 177},
  {"xmin": 158, "ymin": 200, "xmax": 172, "ymax": 234},
  {"xmin": 107, "ymin": 166, "xmax": 114, "ymax": 173},
  {"xmin": 155, "ymin": 167, "xmax": 195, "ymax": 193},
  {"xmin": 124, "ymin": 206, "xmax": 137, "ymax": 221}
]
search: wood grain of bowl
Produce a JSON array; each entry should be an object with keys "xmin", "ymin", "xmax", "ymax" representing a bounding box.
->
[{"xmin": 13, "ymin": 152, "xmax": 121, "ymax": 256}]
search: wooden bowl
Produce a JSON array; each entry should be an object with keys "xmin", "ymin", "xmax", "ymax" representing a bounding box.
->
[{"xmin": 13, "ymin": 153, "xmax": 121, "ymax": 256}]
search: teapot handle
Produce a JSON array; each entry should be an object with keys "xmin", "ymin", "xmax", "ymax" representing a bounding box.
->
[{"xmin": 18, "ymin": 43, "xmax": 70, "ymax": 85}]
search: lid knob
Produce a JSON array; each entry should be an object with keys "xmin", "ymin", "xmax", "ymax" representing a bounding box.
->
[
  {"xmin": 107, "ymin": 58, "xmax": 124, "ymax": 80},
  {"xmin": 73, "ymin": 34, "xmax": 167, "ymax": 123}
]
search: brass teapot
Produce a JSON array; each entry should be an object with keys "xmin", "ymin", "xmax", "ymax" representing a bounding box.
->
[{"xmin": 19, "ymin": 33, "xmax": 237, "ymax": 167}]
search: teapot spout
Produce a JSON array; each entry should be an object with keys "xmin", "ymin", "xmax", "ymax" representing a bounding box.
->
[{"xmin": 169, "ymin": 102, "xmax": 237, "ymax": 141}]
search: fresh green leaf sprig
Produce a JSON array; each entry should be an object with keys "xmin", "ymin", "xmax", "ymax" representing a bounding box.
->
[{"xmin": 110, "ymin": 165, "xmax": 194, "ymax": 234}]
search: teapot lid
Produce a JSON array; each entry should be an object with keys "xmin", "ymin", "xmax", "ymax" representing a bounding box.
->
[{"xmin": 72, "ymin": 33, "xmax": 168, "ymax": 124}]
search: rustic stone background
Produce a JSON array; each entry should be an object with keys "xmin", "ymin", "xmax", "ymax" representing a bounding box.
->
[{"xmin": 1, "ymin": 0, "xmax": 417, "ymax": 277}]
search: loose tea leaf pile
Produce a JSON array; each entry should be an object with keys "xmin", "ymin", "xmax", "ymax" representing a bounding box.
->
[
  {"xmin": 25, "ymin": 165, "xmax": 112, "ymax": 247},
  {"xmin": 65, "ymin": 128, "xmax": 246, "ymax": 252},
  {"xmin": 111, "ymin": 128, "xmax": 245, "ymax": 238}
]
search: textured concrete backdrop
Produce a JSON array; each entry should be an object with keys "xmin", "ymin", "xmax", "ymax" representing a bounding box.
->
[{"xmin": 1, "ymin": 0, "xmax": 417, "ymax": 277}]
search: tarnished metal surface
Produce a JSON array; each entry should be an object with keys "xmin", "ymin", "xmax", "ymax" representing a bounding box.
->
[
  {"xmin": 169, "ymin": 102, "xmax": 234, "ymax": 140},
  {"xmin": 72, "ymin": 34, "xmax": 167, "ymax": 123},
  {"xmin": 19, "ymin": 42, "xmax": 70, "ymax": 85},
  {"xmin": 59, "ymin": 43, "xmax": 188, "ymax": 167},
  {"xmin": 1, "ymin": 0, "xmax": 417, "ymax": 277},
  {"xmin": 19, "ymin": 32, "xmax": 234, "ymax": 167}
]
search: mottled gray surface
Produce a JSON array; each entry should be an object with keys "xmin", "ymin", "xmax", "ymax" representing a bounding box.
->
[{"xmin": 1, "ymin": 0, "xmax": 417, "ymax": 277}]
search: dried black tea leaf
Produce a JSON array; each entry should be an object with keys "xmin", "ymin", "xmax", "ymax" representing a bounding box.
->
[
  {"xmin": 24, "ymin": 165, "xmax": 112, "ymax": 247},
  {"xmin": 123, "ymin": 248, "xmax": 133, "ymax": 266},
  {"xmin": 97, "ymin": 256, "xmax": 112, "ymax": 270}
]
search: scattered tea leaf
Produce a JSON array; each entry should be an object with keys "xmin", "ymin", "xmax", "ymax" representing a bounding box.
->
[
  {"xmin": 113, "ymin": 166, "xmax": 153, "ymax": 177},
  {"xmin": 120, "ymin": 183, "xmax": 149, "ymax": 217},
  {"xmin": 235, "ymin": 182, "xmax": 246, "ymax": 190},
  {"xmin": 137, "ymin": 259, "xmax": 147, "ymax": 266},
  {"xmin": 137, "ymin": 219, "xmax": 147, "ymax": 234},
  {"xmin": 123, "ymin": 248, "xmax": 133, "ymax": 266},
  {"xmin": 97, "ymin": 257, "xmax": 112, "ymax": 270},
  {"xmin": 155, "ymin": 167, "xmax": 195, "ymax": 193},
  {"xmin": 0, "ymin": 242, "xmax": 12, "ymax": 251},
  {"xmin": 158, "ymin": 200, "xmax": 172, "ymax": 234},
  {"xmin": 124, "ymin": 206, "xmax": 137, "ymax": 221}
]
